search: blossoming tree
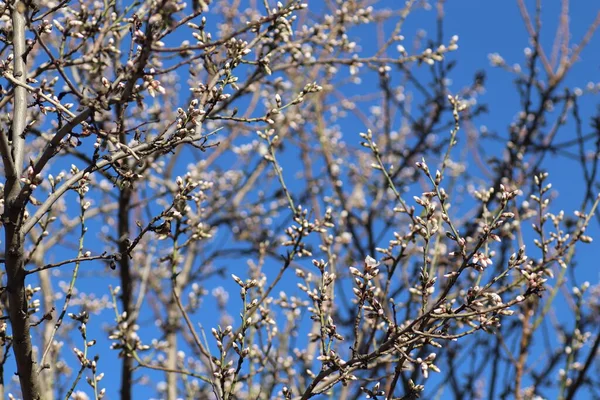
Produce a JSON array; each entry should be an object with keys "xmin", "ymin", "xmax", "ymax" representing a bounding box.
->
[{"xmin": 1, "ymin": 0, "xmax": 599, "ymax": 399}]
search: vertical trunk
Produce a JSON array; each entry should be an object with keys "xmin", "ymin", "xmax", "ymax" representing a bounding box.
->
[
  {"xmin": 38, "ymin": 264, "xmax": 55, "ymax": 400},
  {"xmin": 118, "ymin": 187, "xmax": 133, "ymax": 400},
  {"xmin": 4, "ymin": 203, "xmax": 43, "ymax": 400},
  {"xmin": 164, "ymin": 247, "xmax": 196, "ymax": 399},
  {"xmin": 166, "ymin": 302, "xmax": 178, "ymax": 400},
  {"xmin": 4, "ymin": 1, "xmax": 44, "ymax": 398}
]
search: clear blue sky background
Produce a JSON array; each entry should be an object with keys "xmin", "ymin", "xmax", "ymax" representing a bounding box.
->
[{"xmin": 13, "ymin": 1, "xmax": 600, "ymax": 399}]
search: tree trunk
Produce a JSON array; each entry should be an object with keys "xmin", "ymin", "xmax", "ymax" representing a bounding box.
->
[
  {"xmin": 4, "ymin": 1, "xmax": 44, "ymax": 398},
  {"xmin": 118, "ymin": 187, "xmax": 133, "ymax": 400},
  {"xmin": 4, "ymin": 203, "xmax": 43, "ymax": 400}
]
